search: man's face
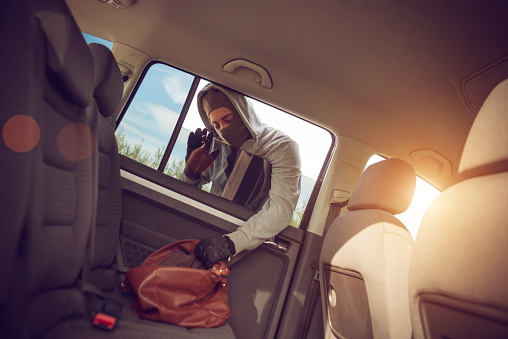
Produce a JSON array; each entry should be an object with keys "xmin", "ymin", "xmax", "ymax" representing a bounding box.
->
[{"xmin": 209, "ymin": 107, "xmax": 234, "ymax": 130}]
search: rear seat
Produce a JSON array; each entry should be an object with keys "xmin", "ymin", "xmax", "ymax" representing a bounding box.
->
[
  {"xmin": 78, "ymin": 43, "xmax": 237, "ymax": 338},
  {"xmin": 0, "ymin": 0, "xmax": 235, "ymax": 337}
]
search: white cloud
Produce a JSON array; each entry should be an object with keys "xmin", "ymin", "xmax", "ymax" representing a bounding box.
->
[
  {"xmin": 141, "ymin": 102, "xmax": 179, "ymax": 129},
  {"xmin": 118, "ymin": 101, "xmax": 180, "ymax": 154},
  {"xmin": 163, "ymin": 76, "xmax": 189, "ymax": 105}
]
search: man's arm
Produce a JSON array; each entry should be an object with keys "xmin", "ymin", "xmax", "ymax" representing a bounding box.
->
[{"xmin": 227, "ymin": 139, "xmax": 301, "ymax": 253}]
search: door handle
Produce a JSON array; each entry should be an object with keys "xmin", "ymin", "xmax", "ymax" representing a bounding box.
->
[{"xmin": 263, "ymin": 237, "xmax": 290, "ymax": 253}]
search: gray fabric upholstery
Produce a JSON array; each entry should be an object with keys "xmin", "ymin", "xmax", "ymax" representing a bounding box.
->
[
  {"xmin": 31, "ymin": 0, "xmax": 94, "ymax": 107},
  {"xmin": 88, "ymin": 43, "xmax": 123, "ymax": 273},
  {"xmin": 409, "ymin": 79, "xmax": 508, "ymax": 338},
  {"xmin": 0, "ymin": 1, "xmax": 232, "ymax": 337},
  {"xmin": 0, "ymin": 0, "xmax": 98, "ymax": 337},
  {"xmin": 0, "ymin": 0, "xmax": 37, "ymax": 315},
  {"xmin": 43, "ymin": 288, "xmax": 237, "ymax": 339},
  {"xmin": 90, "ymin": 43, "xmax": 124, "ymax": 118},
  {"xmin": 320, "ymin": 158, "xmax": 416, "ymax": 339}
]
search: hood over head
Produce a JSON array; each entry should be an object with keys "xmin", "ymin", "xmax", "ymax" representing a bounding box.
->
[{"xmin": 197, "ymin": 83, "xmax": 266, "ymax": 148}]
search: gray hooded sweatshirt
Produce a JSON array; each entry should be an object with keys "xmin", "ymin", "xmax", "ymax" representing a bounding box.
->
[{"xmin": 182, "ymin": 83, "xmax": 302, "ymax": 254}]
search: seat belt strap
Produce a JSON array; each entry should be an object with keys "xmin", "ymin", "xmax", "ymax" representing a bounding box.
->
[{"xmin": 77, "ymin": 279, "xmax": 124, "ymax": 331}]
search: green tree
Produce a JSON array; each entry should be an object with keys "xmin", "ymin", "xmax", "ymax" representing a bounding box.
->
[
  {"xmin": 290, "ymin": 200, "xmax": 307, "ymax": 228},
  {"xmin": 116, "ymin": 128, "xmax": 163, "ymax": 170},
  {"xmin": 164, "ymin": 158, "xmax": 185, "ymax": 178}
]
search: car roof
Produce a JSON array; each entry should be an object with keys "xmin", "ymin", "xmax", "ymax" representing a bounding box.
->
[{"xmin": 67, "ymin": 0, "xmax": 508, "ymax": 189}]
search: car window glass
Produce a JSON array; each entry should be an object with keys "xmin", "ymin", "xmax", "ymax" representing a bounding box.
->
[
  {"xmin": 117, "ymin": 62, "xmax": 332, "ymax": 228},
  {"xmin": 116, "ymin": 63, "xmax": 195, "ymax": 170},
  {"xmin": 364, "ymin": 155, "xmax": 441, "ymax": 239},
  {"xmin": 82, "ymin": 32, "xmax": 113, "ymax": 49}
]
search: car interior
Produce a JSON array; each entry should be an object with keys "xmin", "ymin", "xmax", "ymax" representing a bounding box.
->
[{"xmin": 1, "ymin": 0, "xmax": 508, "ymax": 338}]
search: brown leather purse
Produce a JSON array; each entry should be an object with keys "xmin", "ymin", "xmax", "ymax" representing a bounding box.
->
[{"xmin": 125, "ymin": 239, "xmax": 231, "ymax": 328}]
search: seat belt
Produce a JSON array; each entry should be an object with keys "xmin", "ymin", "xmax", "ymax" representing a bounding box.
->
[
  {"xmin": 295, "ymin": 200, "xmax": 348, "ymax": 339},
  {"xmin": 77, "ymin": 111, "xmax": 124, "ymax": 331}
]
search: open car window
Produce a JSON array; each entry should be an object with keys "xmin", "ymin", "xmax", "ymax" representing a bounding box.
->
[{"xmin": 115, "ymin": 62, "xmax": 332, "ymax": 228}]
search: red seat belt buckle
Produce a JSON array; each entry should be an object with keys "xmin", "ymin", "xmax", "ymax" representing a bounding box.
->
[{"xmin": 93, "ymin": 312, "xmax": 117, "ymax": 330}]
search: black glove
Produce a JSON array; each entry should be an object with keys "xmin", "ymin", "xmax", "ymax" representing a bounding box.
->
[
  {"xmin": 186, "ymin": 128, "xmax": 212, "ymax": 162},
  {"xmin": 183, "ymin": 131, "xmax": 219, "ymax": 179},
  {"xmin": 194, "ymin": 236, "xmax": 236, "ymax": 269}
]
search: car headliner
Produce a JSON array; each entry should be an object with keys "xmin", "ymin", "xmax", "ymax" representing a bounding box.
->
[{"xmin": 67, "ymin": 0, "xmax": 508, "ymax": 189}]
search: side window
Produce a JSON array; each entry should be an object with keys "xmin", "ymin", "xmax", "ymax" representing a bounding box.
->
[
  {"xmin": 364, "ymin": 155, "xmax": 441, "ymax": 239},
  {"xmin": 117, "ymin": 62, "xmax": 332, "ymax": 228},
  {"xmin": 82, "ymin": 32, "xmax": 113, "ymax": 49}
]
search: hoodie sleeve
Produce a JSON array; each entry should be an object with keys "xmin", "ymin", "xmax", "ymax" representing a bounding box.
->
[
  {"xmin": 227, "ymin": 134, "xmax": 302, "ymax": 253},
  {"xmin": 179, "ymin": 167, "xmax": 212, "ymax": 187}
]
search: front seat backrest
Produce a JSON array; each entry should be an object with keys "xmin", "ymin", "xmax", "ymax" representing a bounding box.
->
[
  {"xmin": 320, "ymin": 158, "xmax": 416, "ymax": 339},
  {"xmin": 409, "ymin": 79, "xmax": 508, "ymax": 339}
]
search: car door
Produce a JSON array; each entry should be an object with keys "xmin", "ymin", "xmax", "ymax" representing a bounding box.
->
[{"xmin": 113, "ymin": 61, "xmax": 333, "ymax": 339}]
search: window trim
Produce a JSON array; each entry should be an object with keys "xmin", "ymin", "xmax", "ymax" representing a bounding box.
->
[
  {"xmin": 157, "ymin": 76, "xmax": 201, "ymax": 171},
  {"xmin": 115, "ymin": 61, "xmax": 199, "ymax": 173}
]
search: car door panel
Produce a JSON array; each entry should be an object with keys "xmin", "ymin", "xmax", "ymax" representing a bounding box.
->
[{"xmin": 118, "ymin": 155, "xmax": 304, "ymax": 339}]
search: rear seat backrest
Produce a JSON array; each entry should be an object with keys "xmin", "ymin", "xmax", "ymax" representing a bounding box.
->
[
  {"xmin": 88, "ymin": 43, "xmax": 123, "ymax": 289},
  {"xmin": 0, "ymin": 0, "xmax": 98, "ymax": 337}
]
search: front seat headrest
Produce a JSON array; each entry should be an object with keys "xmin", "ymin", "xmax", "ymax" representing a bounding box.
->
[{"xmin": 348, "ymin": 158, "xmax": 416, "ymax": 215}]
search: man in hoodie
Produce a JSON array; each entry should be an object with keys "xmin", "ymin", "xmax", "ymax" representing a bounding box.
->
[{"xmin": 181, "ymin": 83, "xmax": 301, "ymax": 268}]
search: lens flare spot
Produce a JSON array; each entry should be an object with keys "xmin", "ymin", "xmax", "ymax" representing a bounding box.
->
[
  {"xmin": 2, "ymin": 115, "xmax": 40, "ymax": 153},
  {"xmin": 57, "ymin": 123, "xmax": 95, "ymax": 162}
]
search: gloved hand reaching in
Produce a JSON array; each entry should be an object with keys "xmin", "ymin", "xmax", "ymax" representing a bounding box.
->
[
  {"xmin": 194, "ymin": 236, "xmax": 236, "ymax": 269},
  {"xmin": 184, "ymin": 128, "xmax": 219, "ymax": 179}
]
